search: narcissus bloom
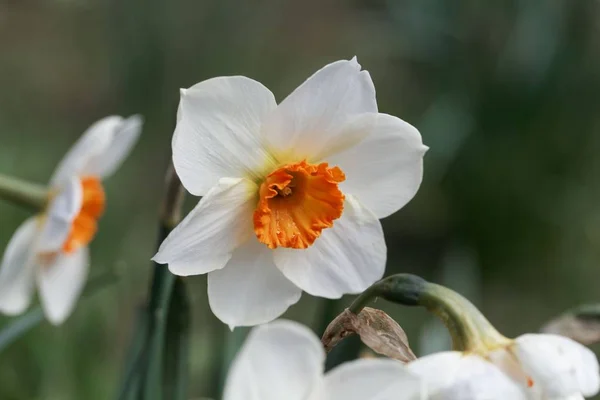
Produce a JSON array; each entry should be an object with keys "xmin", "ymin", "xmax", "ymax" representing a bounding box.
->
[
  {"xmin": 223, "ymin": 319, "xmax": 424, "ymax": 400},
  {"xmin": 0, "ymin": 115, "xmax": 142, "ymax": 324},
  {"xmin": 408, "ymin": 333, "xmax": 600, "ymax": 399},
  {"xmin": 154, "ymin": 58, "xmax": 427, "ymax": 328}
]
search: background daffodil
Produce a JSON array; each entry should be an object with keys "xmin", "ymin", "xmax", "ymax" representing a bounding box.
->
[{"xmin": 0, "ymin": 115, "xmax": 142, "ymax": 324}]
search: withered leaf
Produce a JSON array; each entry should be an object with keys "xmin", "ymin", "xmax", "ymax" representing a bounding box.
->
[
  {"xmin": 322, "ymin": 307, "xmax": 416, "ymax": 363},
  {"xmin": 541, "ymin": 304, "xmax": 600, "ymax": 346}
]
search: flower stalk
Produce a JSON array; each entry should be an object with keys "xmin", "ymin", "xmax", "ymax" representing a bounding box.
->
[
  {"xmin": 120, "ymin": 164, "xmax": 189, "ymax": 400},
  {"xmin": 348, "ymin": 274, "xmax": 510, "ymax": 353},
  {"xmin": 143, "ymin": 165, "xmax": 187, "ymax": 400},
  {"xmin": 0, "ymin": 172, "xmax": 48, "ymax": 211}
]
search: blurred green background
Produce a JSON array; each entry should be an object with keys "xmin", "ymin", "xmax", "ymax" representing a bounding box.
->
[{"xmin": 1, "ymin": 0, "xmax": 600, "ymax": 398}]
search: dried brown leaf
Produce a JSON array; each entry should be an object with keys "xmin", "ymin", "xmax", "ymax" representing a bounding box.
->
[
  {"xmin": 541, "ymin": 306, "xmax": 600, "ymax": 346},
  {"xmin": 322, "ymin": 307, "xmax": 416, "ymax": 363}
]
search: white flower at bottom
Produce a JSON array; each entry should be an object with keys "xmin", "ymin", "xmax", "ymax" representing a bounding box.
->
[
  {"xmin": 0, "ymin": 115, "xmax": 142, "ymax": 324},
  {"xmin": 223, "ymin": 319, "xmax": 424, "ymax": 400},
  {"xmin": 153, "ymin": 57, "xmax": 428, "ymax": 329},
  {"xmin": 408, "ymin": 333, "xmax": 599, "ymax": 400}
]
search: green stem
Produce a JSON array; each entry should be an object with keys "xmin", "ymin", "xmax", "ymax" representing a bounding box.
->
[
  {"xmin": 118, "ymin": 165, "xmax": 186, "ymax": 400},
  {"xmin": 420, "ymin": 283, "xmax": 508, "ymax": 353},
  {"xmin": 217, "ymin": 327, "xmax": 249, "ymax": 398},
  {"xmin": 0, "ymin": 173, "xmax": 48, "ymax": 211},
  {"xmin": 348, "ymin": 285, "xmax": 384, "ymax": 314},
  {"xmin": 206, "ymin": 321, "xmax": 228, "ymax": 399},
  {"xmin": 164, "ymin": 278, "xmax": 190, "ymax": 400},
  {"xmin": 348, "ymin": 274, "xmax": 425, "ymax": 314},
  {"xmin": 142, "ymin": 255, "xmax": 176, "ymax": 400},
  {"xmin": 117, "ymin": 307, "xmax": 149, "ymax": 400},
  {"xmin": 141, "ymin": 165, "xmax": 186, "ymax": 400},
  {"xmin": 348, "ymin": 274, "xmax": 509, "ymax": 353}
]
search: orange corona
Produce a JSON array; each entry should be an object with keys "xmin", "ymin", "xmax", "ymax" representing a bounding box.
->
[
  {"xmin": 62, "ymin": 177, "xmax": 106, "ymax": 253},
  {"xmin": 253, "ymin": 160, "xmax": 345, "ymax": 249}
]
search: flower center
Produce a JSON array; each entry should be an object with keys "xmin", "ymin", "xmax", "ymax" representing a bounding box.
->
[
  {"xmin": 62, "ymin": 177, "xmax": 106, "ymax": 254},
  {"xmin": 253, "ymin": 160, "xmax": 345, "ymax": 249}
]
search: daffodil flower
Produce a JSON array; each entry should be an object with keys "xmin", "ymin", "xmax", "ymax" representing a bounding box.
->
[
  {"xmin": 223, "ymin": 319, "xmax": 423, "ymax": 400},
  {"xmin": 153, "ymin": 58, "xmax": 427, "ymax": 328},
  {"xmin": 408, "ymin": 333, "xmax": 599, "ymax": 399},
  {"xmin": 0, "ymin": 115, "xmax": 142, "ymax": 325}
]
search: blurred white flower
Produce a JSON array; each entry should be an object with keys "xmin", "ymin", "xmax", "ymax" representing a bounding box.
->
[
  {"xmin": 0, "ymin": 115, "xmax": 142, "ymax": 325},
  {"xmin": 223, "ymin": 319, "xmax": 424, "ymax": 400},
  {"xmin": 153, "ymin": 57, "xmax": 428, "ymax": 328},
  {"xmin": 408, "ymin": 333, "xmax": 599, "ymax": 400}
]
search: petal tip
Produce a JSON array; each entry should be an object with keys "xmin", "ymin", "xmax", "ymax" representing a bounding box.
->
[
  {"xmin": 167, "ymin": 264, "xmax": 189, "ymax": 276},
  {"xmin": 47, "ymin": 315, "xmax": 66, "ymax": 326},
  {"xmin": 40, "ymin": 301, "xmax": 70, "ymax": 326},
  {"xmin": 150, "ymin": 249, "xmax": 167, "ymax": 265},
  {"xmin": 0, "ymin": 303, "xmax": 27, "ymax": 316},
  {"xmin": 125, "ymin": 114, "xmax": 144, "ymax": 127}
]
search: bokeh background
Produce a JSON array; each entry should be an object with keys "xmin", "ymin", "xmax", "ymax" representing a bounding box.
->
[{"xmin": 1, "ymin": 0, "xmax": 600, "ymax": 398}]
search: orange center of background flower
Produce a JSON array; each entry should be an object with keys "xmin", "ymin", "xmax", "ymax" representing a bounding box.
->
[
  {"xmin": 62, "ymin": 177, "xmax": 106, "ymax": 254},
  {"xmin": 253, "ymin": 160, "xmax": 345, "ymax": 249}
]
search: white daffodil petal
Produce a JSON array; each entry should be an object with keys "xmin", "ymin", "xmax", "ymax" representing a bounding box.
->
[
  {"xmin": 207, "ymin": 239, "xmax": 302, "ymax": 329},
  {"xmin": 86, "ymin": 114, "xmax": 143, "ymax": 179},
  {"xmin": 408, "ymin": 352, "xmax": 527, "ymax": 400},
  {"xmin": 514, "ymin": 334, "xmax": 600, "ymax": 398},
  {"xmin": 322, "ymin": 359, "xmax": 424, "ymax": 400},
  {"xmin": 223, "ymin": 320, "xmax": 324, "ymax": 400},
  {"xmin": 408, "ymin": 352, "xmax": 463, "ymax": 398},
  {"xmin": 36, "ymin": 246, "xmax": 89, "ymax": 325},
  {"xmin": 0, "ymin": 218, "xmax": 39, "ymax": 315},
  {"xmin": 37, "ymin": 177, "xmax": 82, "ymax": 253},
  {"xmin": 153, "ymin": 178, "xmax": 257, "ymax": 276},
  {"xmin": 50, "ymin": 116, "xmax": 123, "ymax": 186},
  {"xmin": 173, "ymin": 76, "xmax": 278, "ymax": 196},
  {"xmin": 559, "ymin": 395, "xmax": 585, "ymax": 400},
  {"xmin": 326, "ymin": 113, "xmax": 427, "ymax": 219},
  {"xmin": 262, "ymin": 57, "xmax": 377, "ymax": 159},
  {"xmin": 273, "ymin": 195, "xmax": 385, "ymax": 298}
]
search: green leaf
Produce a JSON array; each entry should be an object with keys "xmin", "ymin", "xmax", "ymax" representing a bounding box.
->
[
  {"xmin": 141, "ymin": 261, "xmax": 176, "ymax": 400},
  {"xmin": 0, "ymin": 308, "xmax": 44, "ymax": 353},
  {"xmin": 163, "ymin": 278, "xmax": 190, "ymax": 400},
  {"xmin": 116, "ymin": 307, "xmax": 149, "ymax": 400},
  {"xmin": 121, "ymin": 166, "xmax": 187, "ymax": 400}
]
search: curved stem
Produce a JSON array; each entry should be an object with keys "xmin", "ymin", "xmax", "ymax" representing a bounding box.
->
[
  {"xmin": 349, "ymin": 273, "xmax": 425, "ymax": 314},
  {"xmin": 348, "ymin": 284, "xmax": 384, "ymax": 314},
  {"xmin": 348, "ymin": 274, "xmax": 509, "ymax": 353},
  {"xmin": 420, "ymin": 283, "xmax": 508, "ymax": 353}
]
